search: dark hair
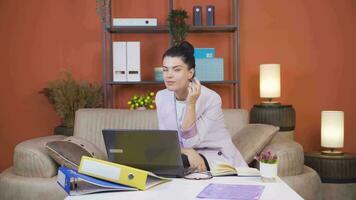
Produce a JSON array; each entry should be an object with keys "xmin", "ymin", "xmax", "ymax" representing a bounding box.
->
[{"xmin": 162, "ymin": 41, "xmax": 195, "ymax": 77}]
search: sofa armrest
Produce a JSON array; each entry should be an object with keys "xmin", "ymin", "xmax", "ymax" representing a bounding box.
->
[
  {"xmin": 260, "ymin": 138, "xmax": 304, "ymax": 176},
  {"xmin": 14, "ymin": 135, "xmax": 66, "ymax": 178}
]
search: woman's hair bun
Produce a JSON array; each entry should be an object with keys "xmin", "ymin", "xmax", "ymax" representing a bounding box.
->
[{"xmin": 179, "ymin": 41, "xmax": 194, "ymax": 56}]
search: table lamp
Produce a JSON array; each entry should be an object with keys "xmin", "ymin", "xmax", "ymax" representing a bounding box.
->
[
  {"xmin": 250, "ymin": 64, "xmax": 295, "ymax": 140},
  {"xmin": 260, "ymin": 64, "xmax": 281, "ymax": 105},
  {"xmin": 321, "ymin": 111, "xmax": 344, "ymax": 155}
]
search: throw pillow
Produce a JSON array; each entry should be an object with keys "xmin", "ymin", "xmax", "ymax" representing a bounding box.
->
[
  {"xmin": 232, "ymin": 124, "xmax": 279, "ymax": 164},
  {"xmin": 46, "ymin": 136, "xmax": 107, "ymax": 170}
]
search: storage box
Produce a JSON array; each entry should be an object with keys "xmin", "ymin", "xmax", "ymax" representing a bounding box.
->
[
  {"xmin": 194, "ymin": 48, "xmax": 215, "ymax": 59},
  {"xmin": 195, "ymin": 58, "xmax": 224, "ymax": 81}
]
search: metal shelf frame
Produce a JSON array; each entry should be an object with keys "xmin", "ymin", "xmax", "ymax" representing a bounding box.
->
[{"xmin": 101, "ymin": 0, "xmax": 240, "ymax": 108}]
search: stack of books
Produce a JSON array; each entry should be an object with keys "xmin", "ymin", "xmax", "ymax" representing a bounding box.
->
[{"xmin": 57, "ymin": 156, "xmax": 170, "ymax": 196}]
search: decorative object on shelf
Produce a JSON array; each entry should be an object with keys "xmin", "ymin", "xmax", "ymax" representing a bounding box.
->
[
  {"xmin": 40, "ymin": 71, "xmax": 103, "ymax": 136},
  {"xmin": 112, "ymin": 18, "xmax": 157, "ymax": 27},
  {"xmin": 193, "ymin": 6, "xmax": 202, "ymax": 26},
  {"xmin": 250, "ymin": 64, "xmax": 296, "ymax": 139},
  {"xmin": 260, "ymin": 64, "xmax": 281, "ymax": 105},
  {"xmin": 154, "ymin": 67, "xmax": 163, "ymax": 81},
  {"xmin": 321, "ymin": 111, "xmax": 344, "ymax": 155},
  {"xmin": 194, "ymin": 47, "xmax": 223, "ymax": 81},
  {"xmin": 167, "ymin": 9, "xmax": 189, "ymax": 46},
  {"xmin": 127, "ymin": 91, "xmax": 155, "ymax": 110},
  {"xmin": 255, "ymin": 151, "xmax": 278, "ymax": 182},
  {"xmin": 206, "ymin": 5, "xmax": 215, "ymax": 26}
]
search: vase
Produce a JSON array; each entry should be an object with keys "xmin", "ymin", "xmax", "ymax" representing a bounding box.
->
[
  {"xmin": 136, "ymin": 107, "xmax": 146, "ymax": 111},
  {"xmin": 259, "ymin": 162, "xmax": 278, "ymax": 182},
  {"xmin": 53, "ymin": 125, "xmax": 73, "ymax": 136}
]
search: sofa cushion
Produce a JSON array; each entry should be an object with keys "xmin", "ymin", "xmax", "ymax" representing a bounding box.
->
[
  {"xmin": 0, "ymin": 167, "xmax": 67, "ymax": 200},
  {"xmin": 13, "ymin": 135, "xmax": 66, "ymax": 178},
  {"xmin": 46, "ymin": 136, "xmax": 107, "ymax": 170},
  {"xmin": 232, "ymin": 124, "xmax": 279, "ymax": 164}
]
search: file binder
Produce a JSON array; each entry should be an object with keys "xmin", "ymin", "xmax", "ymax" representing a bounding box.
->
[
  {"xmin": 57, "ymin": 166, "xmax": 136, "ymax": 196},
  {"xmin": 113, "ymin": 42, "xmax": 127, "ymax": 82},
  {"xmin": 126, "ymin": 41, "xmax": 141, "ymax": 81},
  {"xmin": 78, "ymin": 156, "xmax": 170, "ymax": 190}
]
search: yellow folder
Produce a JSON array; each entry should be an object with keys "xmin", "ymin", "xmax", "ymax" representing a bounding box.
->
[{"xmin": 78, "ymin": 156, "xmax": 171, "ymax": 190}]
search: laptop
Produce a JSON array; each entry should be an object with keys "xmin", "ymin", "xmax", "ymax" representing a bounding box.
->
[{"xmin": 102, "ymin": 129, "xmax": 186, "ymax": 178}]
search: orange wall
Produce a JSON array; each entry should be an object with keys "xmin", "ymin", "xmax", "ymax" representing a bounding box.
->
[{"xmin": 1, "ymin": 0, "xmax": 355, "ymax": 171}]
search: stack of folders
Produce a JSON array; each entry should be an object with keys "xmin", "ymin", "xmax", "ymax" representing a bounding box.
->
[{"xmin": 57, "ymin": 156, "xmax": 171, "ymax": 196}]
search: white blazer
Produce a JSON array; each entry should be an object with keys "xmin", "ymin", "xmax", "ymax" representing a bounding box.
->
[{"xmin": 155, "ymin": 85, "xmax": 247, "ymax": 167}]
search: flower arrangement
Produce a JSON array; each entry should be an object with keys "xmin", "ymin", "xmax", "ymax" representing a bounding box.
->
[
  {"xmin": 127, "ymin": 91, "xmax": 155, "ymax": 110},
  {"xmin": 254, "ymin": 151, "xmax": 278, "ymax": 164}
]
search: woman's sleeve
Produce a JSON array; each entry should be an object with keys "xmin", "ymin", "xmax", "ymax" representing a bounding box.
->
[
  {"xmin": 182, "ymin": 95, "xmax": 224, "ymax": 147},
  {"xmin": 155, "ymin": 91, "xmax": 165, "ymax": 130}
]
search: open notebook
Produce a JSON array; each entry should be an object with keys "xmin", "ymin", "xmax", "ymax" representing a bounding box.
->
[{"xmin": 211, "ymin": 162, "xmax": 260, "ymax": 177}]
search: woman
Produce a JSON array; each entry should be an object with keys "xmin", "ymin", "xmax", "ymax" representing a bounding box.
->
[{"xmin": 155, "ymin": 41, "xmax": 247, "ymax": 172}]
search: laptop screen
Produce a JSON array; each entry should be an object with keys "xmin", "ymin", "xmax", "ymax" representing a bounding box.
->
[{"xmin": 102, "ymin": 129, "xmax": 184, "ymax": 176}]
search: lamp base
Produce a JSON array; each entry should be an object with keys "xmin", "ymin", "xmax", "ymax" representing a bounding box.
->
[
  {"xmin": 260, "ymin": 101, "xmax": 281, "ymax": 106},
  {"xmin": 321, "ymin": 149, "xmax": 344, "ymax": 156}
]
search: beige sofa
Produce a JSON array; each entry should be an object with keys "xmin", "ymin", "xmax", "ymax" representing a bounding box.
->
[{"xmin": 0, "ymin": 109, "xmax": 321, "ymax": 200}]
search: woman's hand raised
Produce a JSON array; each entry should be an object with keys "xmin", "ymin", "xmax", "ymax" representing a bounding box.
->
[{"xmin": 186, "ymin": 78, "xmax": 201, "ymax": 105}]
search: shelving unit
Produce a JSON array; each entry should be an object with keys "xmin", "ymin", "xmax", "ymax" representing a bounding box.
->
[{"xmin": 101, "ymin": 0, "xmax": 240, "ymax": 108}]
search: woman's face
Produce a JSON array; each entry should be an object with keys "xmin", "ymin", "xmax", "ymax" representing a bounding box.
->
[{"xmin": 162, "ymin": 56, "xmax": 194, "ymax": 92}]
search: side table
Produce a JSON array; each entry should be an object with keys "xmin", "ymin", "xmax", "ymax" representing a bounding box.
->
[
  {"xmin": 305, "ymin": 152, "xmax": 356, "ymax": 200},
  {"xmin": 250, "ymin": 104, "xmax": 295, "ymax": 140}
]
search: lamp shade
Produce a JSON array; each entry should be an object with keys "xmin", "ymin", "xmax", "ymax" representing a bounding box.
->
[
  {"xmin": 321, "ymin": 111, "xmax": 344, "ymax": 148},
  {"xmin": 260, "ymin": 64, "xmax": 281, "ymax": 98}
]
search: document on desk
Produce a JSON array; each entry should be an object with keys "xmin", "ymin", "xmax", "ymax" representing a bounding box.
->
[{"xmin": 197, "ymin": 183, "xmax": 265, "ymax": 200}]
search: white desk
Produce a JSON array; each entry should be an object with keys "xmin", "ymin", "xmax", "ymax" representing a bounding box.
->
[{"xmin": 65, "ymin": 176, "xmax": 303, "ymax": 200}]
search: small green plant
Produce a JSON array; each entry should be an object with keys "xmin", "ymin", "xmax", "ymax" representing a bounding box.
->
[
  {"xmin": 254, "ymin": 151, "xmax": 278, "ymax": 164},
  {"xmin": 40, "ymin": 71, "xmax": 103, "ymax": 128},
  {"xmin": 167, "ymin": 9, "xmax": 189, "ymax": 46},
  {"xmin": 128, "ymin": 91, "xmax": 155, "ymax": 110}
]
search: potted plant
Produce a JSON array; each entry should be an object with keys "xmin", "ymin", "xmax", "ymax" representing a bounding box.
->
[
  {"xmin": 127, "ymin": 91, "xmax": 155, "ymax": 110},
  {"xmin": 167, "ymin": 9, "xmax": 189, "ymax": 46},
  {"xmin": 40, "ymin": 71, "xmax": 103, "ymax": 136},
  {"xmin": 255, "ymin": 151, "xmax": 278, "ymax": 182}
]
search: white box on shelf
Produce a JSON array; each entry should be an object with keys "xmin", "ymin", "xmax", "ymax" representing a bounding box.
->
[
  {"xmin": 113, "ymin": 42, "xmax": 127, "ymax": 82},
  {"xmin": 126, "ymin": 41, "xmax": 141, "ymax": 81},
  {"xmin": 112, "ymin": 18, "xmax": 157, "ymax": 26}
]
